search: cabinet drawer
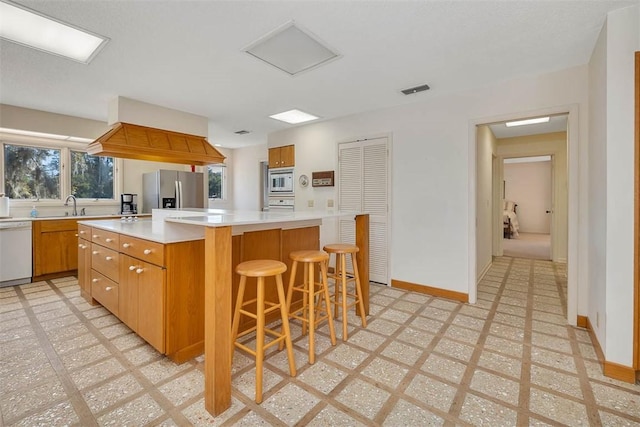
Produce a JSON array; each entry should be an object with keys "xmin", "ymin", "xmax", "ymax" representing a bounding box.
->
[
  {"xmin": 91, "ymin": 271, "xmax": 119, "ymax": 316},
  {"xmin": 78, "ymin": 224, "xmax": 91, "ymax": 239},
  {"xmin": 91, "ymin": 243, "xmax": 120, "ymax": 282},
  {"xmin": 120, "ymin": 236, "xmax": 165, "ymax": 267},
  {"xmin": 91, "ymin": 228, "xmax": 120, "ymax": 251}
]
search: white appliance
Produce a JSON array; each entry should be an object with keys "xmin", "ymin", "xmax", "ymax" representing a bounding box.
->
[
  {"xmin": 268, "ymin": 168, "xmax": 294, "ymax": 195},
  {"xmin": 142, "ymin": 170, "xmax": 205, "ymax": 213},
  {"xmin": 0, "ymin": 221, "xmax": 32, "ymax": 287},
  {"xmin": 268, "ymin": 197, "xmax": 295, "ymax": 211}
]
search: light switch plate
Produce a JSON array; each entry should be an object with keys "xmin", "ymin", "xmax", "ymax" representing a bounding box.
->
[{"xmin": 327, "ymin": 199, "xmax": 334, "ymax": 207}]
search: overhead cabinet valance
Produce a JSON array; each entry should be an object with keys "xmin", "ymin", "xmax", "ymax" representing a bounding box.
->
[{"xmin": 87, "ymin": 122, "xmax": 225, "ymax": 166}]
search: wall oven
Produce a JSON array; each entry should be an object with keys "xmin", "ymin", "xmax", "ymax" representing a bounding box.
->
[{"xmin": 268, "ymin": 168, "xmax": 294, "ymax": 195}]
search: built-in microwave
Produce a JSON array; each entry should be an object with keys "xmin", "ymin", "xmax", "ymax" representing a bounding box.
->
[{"xmin": 269, "ymin": 168, "xmax": 294, "ymax": 194}]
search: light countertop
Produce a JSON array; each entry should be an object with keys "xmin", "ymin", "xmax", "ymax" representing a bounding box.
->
[{"xmin": 79, "ymin": 209, "xmax": 361, "ymax": 244}]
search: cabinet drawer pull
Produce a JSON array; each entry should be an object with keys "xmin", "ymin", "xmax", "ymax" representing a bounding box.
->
[
  {"xmin": 75, "ymin": 233, "xmax": 78, "ymax": 237},
  {"xmin": 122, "ymin": 243, "xmax": 130, "ymax": 248},
  {"xmin": 105, "ymin": 286, "xmax": 112, "ymax": 291},
  {"xmin": 92, "ymin": 251, "xmax": 98, "ymax": 255},
  {"xmin": 136, "ymin": 268, "xmax": 143, "ymax": 274},
  {"xmin": 105, "ymin": 256, "xmax": 113, "ymax": 261},
  {"xmin": 143, "ymin": 249, "xmax": 151, "ymax": 255},
  {"xmin": 93, "ymin": 234, "xmax": 99, "ymax": 239},
  {"xmin": 92, "ymin": 278, "xmax": 98, "ymax": 283},
  {"xmin": 78, "ymin": 244, "xmax": 83, "ymax": 249},
  {"xmin": 105, "ymin": 238, "xmax": 113, "ymax": 243},
  {"xmin": 79, "ymin": 230, "xmax": 85, "ymax": 234},
  {"xmin": 129, "ymin": 265, "xmax": 136, "ymax": 271}
]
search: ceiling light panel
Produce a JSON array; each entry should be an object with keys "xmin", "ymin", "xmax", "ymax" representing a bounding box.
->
[
  {"xmin": 0, "ymin": 0, "xmax": 109, "ymax": 64},
  {"xmin": 269, "ymin": 109, "xmax": 319, "ymax": 124},
  {"xmin": 505, "ymin": 117, "xmax": 550, "ymax": 127},
  {"xmin": 244, "ymin": 22, "xmax": 340, "ymax": 76}
]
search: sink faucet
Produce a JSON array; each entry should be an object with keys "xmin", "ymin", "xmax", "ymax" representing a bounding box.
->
[{"xmin": 64, "ymin": 195, "xmax": 77, "ymax": 216}]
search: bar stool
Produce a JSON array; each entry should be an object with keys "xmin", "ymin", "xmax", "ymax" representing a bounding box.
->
[
  {"xmin": 284, "ymin": 250, "xmax": 337, "ymax": 364},
  {"xmin": 231, "ymin": 260, "xmax": 296, "ymax": 404},
  {"xmin": 323, "ymin": 243, "xmax": 367, "ymax": 341}
]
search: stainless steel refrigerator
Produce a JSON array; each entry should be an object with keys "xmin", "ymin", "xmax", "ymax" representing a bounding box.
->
[{"xmin": 142, "ymin": 170, "xmax": 205, "ymax": 213}]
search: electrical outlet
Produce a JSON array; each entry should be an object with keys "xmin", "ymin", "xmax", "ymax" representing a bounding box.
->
[
  {"xmin": 308, "ymin": 200, "xmax": 314, "ymax": 207},
  {"xmin": 327, "ymin": 199, "xmax": 334, "ymax": 208}
]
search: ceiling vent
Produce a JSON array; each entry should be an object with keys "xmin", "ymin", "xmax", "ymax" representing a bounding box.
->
[
  {"xmin": 244, "ymin": 21, "xmax": 340, "ymax": 76},
  {"xmin": 401, "ymin": 84, "xmax": 431, "ymax": 95},
  {"xmin": 234, "ymin": 130, "xmax": 251, "ymax": 135}
]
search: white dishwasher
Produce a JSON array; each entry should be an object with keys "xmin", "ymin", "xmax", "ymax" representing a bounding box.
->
[{"xmin": 0, "ymin": 221, "xmax": 32, "ymax": 287}]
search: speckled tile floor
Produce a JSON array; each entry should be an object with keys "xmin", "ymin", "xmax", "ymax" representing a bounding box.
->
[{"xmin": 1, "ymin": 257, "xmax": 639, "ymax": 426}]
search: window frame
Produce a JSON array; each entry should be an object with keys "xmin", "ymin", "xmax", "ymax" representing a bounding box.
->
[
  {"xmin": 0, "ymin": 133, "xmax": 122, "ymax": 208},
  {"xmin": 207, "ymin": 164, "xmax": 227, "ymax": 201}
]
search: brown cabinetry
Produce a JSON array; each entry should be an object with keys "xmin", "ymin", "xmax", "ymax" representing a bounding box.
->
[
  {"xmin": 268, "ymin": 145, "xmax": 295, "ymax": 168},
  {"xmin": 33, "ymin": 219, "xmax": 79, "ymax": 280},
  {"xmin": 80, "ymin": 224, "xmax": 203, "ymax": 362},
  {"xmin": 77, "ymin": 224, "xmax": 92, "ymax": 299}
]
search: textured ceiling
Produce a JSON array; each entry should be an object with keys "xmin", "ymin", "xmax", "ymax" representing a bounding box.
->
[{"xmin": 0, "ymin": 0, "xmax": 635, "ymax": 148}]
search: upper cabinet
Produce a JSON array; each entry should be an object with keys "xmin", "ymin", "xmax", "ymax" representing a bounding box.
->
[{"xmin": 268, "ymin": 145, "xmax": 295, "ymax": 168}]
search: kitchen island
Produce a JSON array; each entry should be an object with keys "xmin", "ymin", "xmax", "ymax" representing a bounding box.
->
[{"xmin": 80, "ymin": 209, "xmax": 370, "ymax": 416}]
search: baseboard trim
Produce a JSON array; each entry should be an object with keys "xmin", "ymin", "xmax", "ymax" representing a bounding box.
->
[
  {"xmin": 576, "ymin": 315, "xmax": 588, "ymax": 328},
  {"xmin": 477, "ymin": 261, "xmax": 492, "ymax": 283},
  {"xmin": 585, "ymin": 316, "xmax": 637, "ymax": 383},
  {"xmin": 603, "ymin": 361, "xmax": 637, "ymax": 383},
  {"xmin": 391, "ymin": 279, "xmax": 468, "ymax": 303}
]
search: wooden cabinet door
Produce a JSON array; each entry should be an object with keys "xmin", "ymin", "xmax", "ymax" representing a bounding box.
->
[
  {"xmin": 280, "ymin": 145, "xmax": 295, "ymax": 167},
  {"xmin": 268, "ymin": 148, "xmax": 281, "ymax": 168},
  {"xmin": 119, "ymin": 254, "xmax": 139, "ymax": 331},
  {"xmin": 137, "ymin": 261, "xmax": 166, "ymax": 353},
  {"xmin": 38, "ymin": 229, "xmax": 79, "ymax": 275},
  {"xmin": 77, "ymin": 238, "xmax": 91, "ymax": 295}
]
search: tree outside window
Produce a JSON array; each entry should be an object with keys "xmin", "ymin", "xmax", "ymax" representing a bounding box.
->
[
  {"xmin": 3, "ymin": 144, "xmax": 60, "ymax": 199},
  {"xmin": 208, "ymin": 165, "xmax": 225, "ymax": 199},
  {"xmin": 70, "ymin": 151, "xmax": 114, "ymax": 199}
]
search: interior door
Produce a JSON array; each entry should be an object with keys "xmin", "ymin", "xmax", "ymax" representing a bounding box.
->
[{"xmin": 338, "ymin": 137, "xmax": 389, "ymax": 284}]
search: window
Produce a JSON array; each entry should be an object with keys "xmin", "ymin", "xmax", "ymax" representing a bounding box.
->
[
  {"xmin": 70, "ymin": 151, "xmax": 114, "ymax": 199},
  {"xmin": 208, "ymin": 165, "xmax": 225, "ymax": 200},
  {"xmin": 4, "ymin": 144, "xmax": 61, "ymax": 199},
  {"xmin": 1, "ymin": 137, "xmax": 118, "ymax": 204}
]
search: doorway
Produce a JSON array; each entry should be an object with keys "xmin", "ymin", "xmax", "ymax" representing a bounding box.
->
[
  {"xmin": 502, "ymin": 155, "xmax": 553, "ymax": 260},
  {"xmin": 473, "ymin": 109, "xmax": 575, "ymax": 323}
]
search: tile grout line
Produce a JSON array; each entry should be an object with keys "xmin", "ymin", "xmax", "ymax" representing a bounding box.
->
[
  {"xmin": 13, "ymin": 283, "xmax": 99, "ymax": 427},
  {"xmin": 514, "ymin": 258, "xmax": 535, "ymax": 425},
  {"xmin": 553, "ymin": 263, "xmax": 603, "ymax": 426},
  {"xmin": 445, "ymin": 257, "xmax": 515, "ymax": 424},
  {"xmin": 46, "ymin": 280, "xmax": 196, "ymax": 426}
]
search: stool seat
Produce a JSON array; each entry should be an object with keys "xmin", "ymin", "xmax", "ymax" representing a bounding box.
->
[
  {"xmin": 236, "ymin": 260, "xmax": 287, "ymax": 277},
  {"xmin": 289, "ymin": 250, "xmax": 329, "ymax": 263},
  {"xmin": 323, "ymin": 243, "xmax": 359, "ymax": 254}
]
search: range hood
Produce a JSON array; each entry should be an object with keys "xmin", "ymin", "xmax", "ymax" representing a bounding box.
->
[{"xmin": 87, "ymin": 122, "xmax": 225, "ymax": 166}]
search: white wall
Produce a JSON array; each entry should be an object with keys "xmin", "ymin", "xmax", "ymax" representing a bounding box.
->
[
  {"xmin": 595, "ymin": 5, "xmax": 639, "ymax": 367},
  {"xmin": 476, "ymin": 125, "xmax": 497, "ymax": 279},
  {"xmin": 231, "ymin": 144, "xmax": 267, "ymax": 210},
  {"xmin": 504, "ymin": 161, "xmax": 551, "ymax": 234},
  {"xmin": 269, "ymin": 64, "xmax": 588, "ymax": 297}
]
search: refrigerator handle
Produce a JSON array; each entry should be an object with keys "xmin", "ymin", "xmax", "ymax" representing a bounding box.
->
[
  {"xmin": 174, "ymin": 180, "xmax": 180, "ymax": 209},
  {"xmin": 178, "ymin": 180, "xmax": 183, "ymax": 208}
]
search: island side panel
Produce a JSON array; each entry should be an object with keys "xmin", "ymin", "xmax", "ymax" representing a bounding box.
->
[
  {"xmin": 165, "ymin": 239, "xmax": 205, "ymax": 363},
  {"xmin": 204, "ymin": 225, "xmax": 232, "ymax": 416},
  {"xmin": 355, "ymin": 214, "xmax": 370, "ymax": 316}
]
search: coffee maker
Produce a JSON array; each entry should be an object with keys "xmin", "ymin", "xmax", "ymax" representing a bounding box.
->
[{"xmin": 120, "ymin": 194, "xmax": 138, "ymax": 215}]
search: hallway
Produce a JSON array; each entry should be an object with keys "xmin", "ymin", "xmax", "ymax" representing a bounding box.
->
[{"xmin": 1, "ymin": 258, "xmax": 639, "ymax": 425}]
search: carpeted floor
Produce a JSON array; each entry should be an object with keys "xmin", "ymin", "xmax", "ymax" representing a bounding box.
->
[{"xmin": 503, "ymin": 232, "xmax": 550, "ymax": 260}]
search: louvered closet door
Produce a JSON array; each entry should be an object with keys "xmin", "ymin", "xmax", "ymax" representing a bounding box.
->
[{"xmin": 338, "ymin": 137, "xmax": 389, "ymax": 284}]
